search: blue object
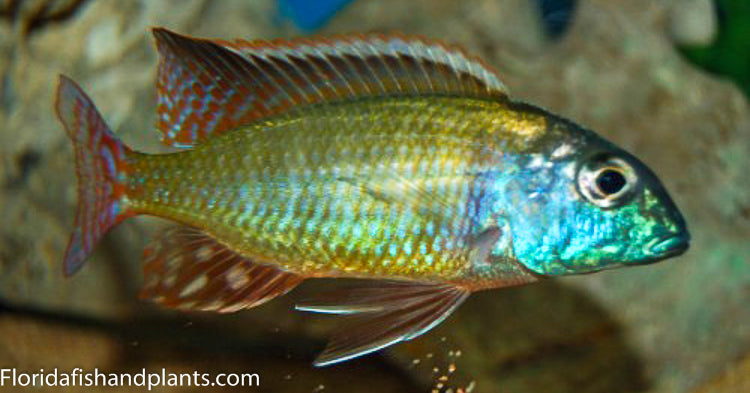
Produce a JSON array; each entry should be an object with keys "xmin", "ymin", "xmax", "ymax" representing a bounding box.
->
[
  {"xmin": 537, "ymin": 0, "xmax": 578, "ymax": 39},
  {"xmin": 277, "ymin": 0, "xmax": 355, "ymax": 31}
]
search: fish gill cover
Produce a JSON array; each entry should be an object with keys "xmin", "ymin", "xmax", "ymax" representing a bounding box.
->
[{"xmin": 0, "ymin": 1, "xmax": 746, "ymax": 392}]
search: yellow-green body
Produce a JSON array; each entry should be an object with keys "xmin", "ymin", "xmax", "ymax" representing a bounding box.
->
[
  {"xmin": 126, "ymin": 96, "xmax": 545, "ymax": 286},
  {"xmin": 56, "ymin": 29, "xmax": 690, "ymax": 367}
]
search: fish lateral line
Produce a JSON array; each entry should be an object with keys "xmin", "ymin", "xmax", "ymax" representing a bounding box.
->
[{"xmin": 55, "ymin": 28, "xmax": 690, "ymax": 367}]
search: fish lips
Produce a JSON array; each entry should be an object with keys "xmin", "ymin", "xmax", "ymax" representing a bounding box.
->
[
  {"xmin": 649, "ymin": 235, "xmax": 690, "ymax": 256},
  {"xmin": 647, "ymin": 233, "xmax": 690, "ymax": 260}
]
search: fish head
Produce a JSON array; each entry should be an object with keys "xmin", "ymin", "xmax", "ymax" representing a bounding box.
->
[{"xmin": 502, "ymin": 122, "xmax": 690, "ymax": 276}]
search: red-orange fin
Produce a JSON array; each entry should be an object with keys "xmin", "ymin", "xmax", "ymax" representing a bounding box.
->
[
  {"xmin": 152, "ymin": 28, "xmax": 509, "ymax": 148},
  {"xmin": 55, "ymin": 75, "xmax": 134, "ymax": 276},
  {"xmin": 296, "ymin": 280, "xmax": 469, "ymax": 366},
  {"xmin": 140, "ymin": 226, "xmax": 303, "ymax": 312},
  {"xmin": 152, "ymin": 28, "xmax": 267, "ymax": 148}
]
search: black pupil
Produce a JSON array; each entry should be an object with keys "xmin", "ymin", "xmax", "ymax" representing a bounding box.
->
[{"xmin": 596, "ymin": 169, "xmax": 627, "ymax": 195}]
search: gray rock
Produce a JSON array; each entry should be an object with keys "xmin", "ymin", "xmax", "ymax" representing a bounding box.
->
[{"xmin": 0, "ymin": 0, "xmax": 746, "ymax": 392}]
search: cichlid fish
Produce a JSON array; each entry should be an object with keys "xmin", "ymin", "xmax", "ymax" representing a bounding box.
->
[{"xmin": 55, "ymin": 28, "xmax": 689, "ymax": 366}]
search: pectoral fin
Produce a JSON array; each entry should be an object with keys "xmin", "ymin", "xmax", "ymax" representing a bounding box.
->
[
  {"xmin": 296, "ymin": 280, "xmax": 469, "ymax": 366},
  {"xmin": 140, "ymin": 226, "xmax": 303, "ymax": 313},
  {"xmin": 339, "ymin": 175, "xmax": 473, "ymax": 222},
  {"xmin": 467, "ymin": 225, "xmax": 502, "ymax": 267}
]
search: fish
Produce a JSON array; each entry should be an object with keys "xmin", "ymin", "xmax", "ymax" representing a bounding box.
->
[{"xmin": 55, "ymin": 28, "xmax": 690, "ymax": 366}]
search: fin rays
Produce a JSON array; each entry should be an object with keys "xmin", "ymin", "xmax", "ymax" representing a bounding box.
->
[
  {"xmin": 153, "ymin": 28, "xmax": 508, "ymax": 148},
  {"xmin": 296, "ymin": 280, "xmax": 469, "ymax": 366},
  {"xmin": 140, "ymin": 226, "xmax": 303, "ymax": 312},
  {"xmin": 55, "ymin": 76, "xmax": 133, "ymax": 276}
]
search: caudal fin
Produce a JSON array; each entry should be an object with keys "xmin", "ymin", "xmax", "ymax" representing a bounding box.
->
[{"xmin": 55, "ymin": 75, "xmax": 133, "ymax": 276}]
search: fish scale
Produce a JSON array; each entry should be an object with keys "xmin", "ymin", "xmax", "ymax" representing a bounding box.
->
[
  {"xmin": 55, "ymin": 28, "xmax": 688, "ymax": 366},
  {"xmin": 126, "ymin": 96, "xmax": 536, "ymax": 280}
]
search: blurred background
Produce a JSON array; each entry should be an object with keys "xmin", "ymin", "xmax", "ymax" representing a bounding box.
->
[{"xmin": 0, "ymin": 0, "xmax": 747, "ymax": 392}]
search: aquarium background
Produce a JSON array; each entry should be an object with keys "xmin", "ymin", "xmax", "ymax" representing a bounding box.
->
[{"xmin": 0, "ymin": 0, "xmax": 747, "ymax": 392}]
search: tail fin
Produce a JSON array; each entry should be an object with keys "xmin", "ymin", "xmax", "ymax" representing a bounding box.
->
[{"xmin": 55, "ymin": 75, "xmax": 134, "ymax": 276}]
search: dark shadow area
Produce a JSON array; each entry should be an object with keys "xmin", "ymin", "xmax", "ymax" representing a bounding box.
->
[
  {"xmin": 536, "ymin": 0, "xmax": 578, "ymax": 39},
  {"xmin": 0, "ymin": 297, "xmax": 422, "ymax": 392},
  {"xmin": 0, "ymin": 275, "xmax": 650, "ymax": 392},
  {"xmin": 0, "ymin": 0, "xmax": 91, "ymax": 36},
  {"xmin": 4, "ymin": 148, "xmax": 41, "ymax": 190},
  {"xmin": 385, "ymin": 280, "xmax": 650, "ymax": 392},
  {"xmin": 0, "ymin": 276, "xmax": 649, "ymax": 392}
]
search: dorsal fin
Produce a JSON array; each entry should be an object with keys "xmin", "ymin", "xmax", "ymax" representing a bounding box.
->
[
  {"xmin": 152, "ymin": 28, "xmax": 508, "ymax": 148},
  {"xmin": 153, "ymin": 28, "xmax": 268, "ymax": 148}
]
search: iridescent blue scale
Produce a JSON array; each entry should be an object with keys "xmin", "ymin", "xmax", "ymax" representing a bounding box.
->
[{"xmin": 57, "ymin": 29, "xmax": 688, "ymax": 367}]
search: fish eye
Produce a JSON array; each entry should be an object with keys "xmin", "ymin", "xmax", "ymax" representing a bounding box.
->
[
  {"xmin": 577, "ymin": 155, "xmax": 638, "ymax": 208},
  {"xmin": 596, "ymin": 168, "xmax": 627, "ymax": 195}
]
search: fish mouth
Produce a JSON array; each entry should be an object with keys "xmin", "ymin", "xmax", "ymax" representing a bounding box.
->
[{"xmin": 648, "ymin": 234, "xmax": 690, "ymax": 258}]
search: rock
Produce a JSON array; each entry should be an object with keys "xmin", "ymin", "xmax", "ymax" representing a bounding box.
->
[
  {"xmin": 668, "ymin": 0, "xmax": 718, "ymax": 46},
  {"xmin": 690, "ymin": 354, "xmax": 750, "ymax": 393},
  {"xmin": 0, "ymin": 0, "xmax": 746, "ymax": 392},
  {"xmin": 0, "ymin": 312, "xmax": 116, "ymax": 371},
  {"xmin": 389, "ymin": 282, "xmax": 648, "ymax": 392},
  {"xmin": 0, "ymin": 311, "xmax": 415, "ymax": 392}
]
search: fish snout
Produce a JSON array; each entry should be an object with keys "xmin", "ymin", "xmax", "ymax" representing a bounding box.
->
[{"xmin": 647, "ymin": 232, "xmax": 690, "ymax": 259}]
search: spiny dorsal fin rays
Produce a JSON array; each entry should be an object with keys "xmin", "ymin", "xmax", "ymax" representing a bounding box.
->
[
  {"xmin": 153, "ymin": 28, "xmax": 275, "ymax": 148},
  {"xmin": 296, "ymin": 280, "xmax": 469, "ymax": 366},
  {"xmin": 139, "ymin": 226, "xmax": 303, "ymax": 313},
  {"xmin": 218, "ymin": 33, "xmax": 508, "ymax": 100},
  {"xmin": 152, "ymin": 28, "xmax": 509, "ymax": 148}
]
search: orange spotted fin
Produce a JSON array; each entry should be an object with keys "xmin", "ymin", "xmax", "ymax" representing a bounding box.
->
[
  {"xmin": 140, "ymin": 226, "xmax": 303, "ymax": 313},
  {"xmin": 55, "ymin": 75, "xmax": 135, "ymax": 276},
  {"xmin": 296, "ymin": 280, "xmax": 469, "ymax": 366},
  {"xmin": 152, "ymin": 28, "xmax": 508, "ymax": 148}
]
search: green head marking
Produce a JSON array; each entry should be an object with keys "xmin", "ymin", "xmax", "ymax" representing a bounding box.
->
[{"xmin": 494, "ymin": 117, "xmax": 690, "ymax": 276}]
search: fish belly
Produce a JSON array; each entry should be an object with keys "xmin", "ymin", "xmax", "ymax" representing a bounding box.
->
[{"xmin": 126, "ymin": 97, "xmax": 540, "ymax": 280}]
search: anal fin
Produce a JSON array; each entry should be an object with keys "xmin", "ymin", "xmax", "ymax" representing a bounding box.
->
[
  {"xmin": 296, "ymin": 280, "xmax": 469, "ymax": 366},
  {"xmin": 140, "ymin": 226, "xmax": 303, "ymax": 313}
]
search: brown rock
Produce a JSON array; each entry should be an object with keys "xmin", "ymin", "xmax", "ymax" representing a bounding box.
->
[{"xmin": 0, "ymin": 1, "xmax": 746, "ymax": 392}]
